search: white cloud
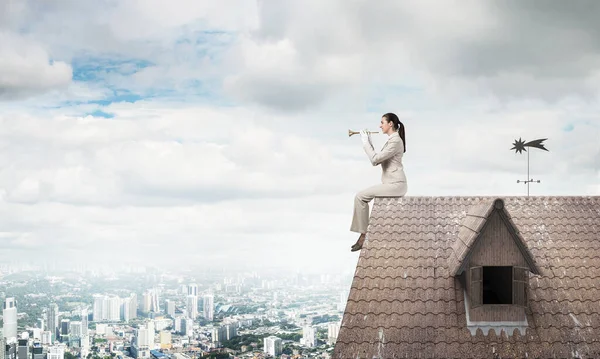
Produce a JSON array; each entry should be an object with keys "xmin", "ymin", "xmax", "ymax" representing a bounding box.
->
[
  {"xmin": 0, "ymin": 105, "xmax": 369, "ymax": 207},
  {"xmin": 0, "ymin": 0, "xmax": 257, "ymax": 100},
  {"xmin": 223, "ymin": 36, "xmax": 366, "ymax": 111},
  {"xmin": 1, "ymin": 98, "xmax": 598, "ymax": 269},
  {"xmin": 0, "ymin": 105, "xmax": 369, "ymax": 271},
  {"xmin": 223, "ymin": 1, "xmax": 600, "ymax": 110},
  {"xmin": 0, "ymin": 32, "xmax": 72, "ymax": 99}
]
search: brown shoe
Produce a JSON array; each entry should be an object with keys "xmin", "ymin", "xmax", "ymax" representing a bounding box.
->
[{"xmin": 351, "ymin": 234, "xmax": 366, "ymax": 252}]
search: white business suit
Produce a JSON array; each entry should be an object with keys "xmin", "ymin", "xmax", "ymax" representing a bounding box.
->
[{"xmin": 350, "ymin": 131, "xmax": 407, "ymax": 233}]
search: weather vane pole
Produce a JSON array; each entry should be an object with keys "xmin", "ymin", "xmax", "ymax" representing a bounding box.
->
[{"xmin": 511, "ymin": 137, "xmax": 549, "ymax": 196}]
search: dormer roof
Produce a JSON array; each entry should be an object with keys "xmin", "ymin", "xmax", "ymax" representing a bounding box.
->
[{"xmin": 448, "ymin": 198, "xmax": 541, "ymax": 276}]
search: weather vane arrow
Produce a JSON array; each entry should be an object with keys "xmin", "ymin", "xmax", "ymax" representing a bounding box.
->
[
  {"xmin": 511, "ymin": 137, "xmax": 549, "ymax": 154},
  {"xmin": 511, "ymin": 137, "xmax": 549, "ymax": 196}
]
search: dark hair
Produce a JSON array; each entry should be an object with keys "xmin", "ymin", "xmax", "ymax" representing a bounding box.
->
[{"xmin": 382, "ymin": 112, "xmax": 406, "ymax": 153}]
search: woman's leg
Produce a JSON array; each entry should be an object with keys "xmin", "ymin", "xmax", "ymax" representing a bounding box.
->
[{"xmin": 350, "ymin": 182, "xmax": 407, "ymax": 250}]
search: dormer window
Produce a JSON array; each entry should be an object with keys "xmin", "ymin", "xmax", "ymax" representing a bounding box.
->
[
  {"xmin": 448, "ymin": 198, "xmax": 540, "ymax": 334},
  {"xmin": 470, "ymin": 265, "xmax": 528, "ymax": 308},
  {"xmin": 483, "ymin": 266, "xmax": 512, "ymax": 304}
]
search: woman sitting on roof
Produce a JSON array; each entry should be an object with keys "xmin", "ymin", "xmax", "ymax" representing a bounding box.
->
[{"xmin": 350, "ymin": 112, "xmax": 407, "ymax": 251}]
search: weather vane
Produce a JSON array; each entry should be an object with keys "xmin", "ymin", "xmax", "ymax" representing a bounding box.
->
[{"xmin": 511, "ymin": 137, "xmax": 549, "ymax": 196}]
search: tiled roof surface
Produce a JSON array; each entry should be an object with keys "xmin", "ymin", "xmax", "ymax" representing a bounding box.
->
[{"xmin": 333, "ymin": 196, "xmax": 600, "ymax": 359}]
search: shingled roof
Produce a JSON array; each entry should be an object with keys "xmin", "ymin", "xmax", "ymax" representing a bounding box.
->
[{"xmin": 333, "ymin": 196, "xmax": 600, "ymax": 359}]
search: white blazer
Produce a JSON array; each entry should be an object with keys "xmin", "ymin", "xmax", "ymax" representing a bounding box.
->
[{"xmin": 363, "ymin": 132, "xmax": 407, "ymax": 184}]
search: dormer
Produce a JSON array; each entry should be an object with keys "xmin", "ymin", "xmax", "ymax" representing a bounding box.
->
[{"xmin": 448, "ymin": 198, "xmax": 540, "ymax": 335}]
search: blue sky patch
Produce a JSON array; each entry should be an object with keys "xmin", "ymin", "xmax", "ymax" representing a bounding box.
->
[
  {"xmin": 87, "ymin": 110, "xmax": 115, "ymax": 118},
  {"xmin": 72, "ymin": 56, "xmax": 154, "ymax": 82},
  {"xmin": 88, "ymin": 91, "xmax": 144, "ymax": 106},
  {"xmin": 563, "ymin": 123, "xmax": 575, "ymax": 132},
  {"xmin": 46, "ymin": 30, "xmax": 239, "ymax": 114}
]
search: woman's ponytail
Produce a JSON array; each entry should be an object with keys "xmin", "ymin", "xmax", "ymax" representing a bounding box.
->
[
  {"xmin": 398, "ymin": 121, "xmax": 406, "ymax": 153},
  {"xmin": 383, "ymin": 112, "xmax": 406, "ymax": 153}
]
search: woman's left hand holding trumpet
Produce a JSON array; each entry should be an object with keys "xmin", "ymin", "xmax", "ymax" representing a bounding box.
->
[{"xmin": 360, "ymin": 129, "xmax": 373, "ymax": 147}]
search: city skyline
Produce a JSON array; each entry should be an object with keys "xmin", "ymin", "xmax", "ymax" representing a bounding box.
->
[{"xmin": 0, "ymin": 266, "xmax": 348, "ymax": 359}]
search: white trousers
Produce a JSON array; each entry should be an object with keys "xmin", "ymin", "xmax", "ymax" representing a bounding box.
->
[{"xmin": 350, "ymin": 182, "xmax": 408, "ymax": 234}]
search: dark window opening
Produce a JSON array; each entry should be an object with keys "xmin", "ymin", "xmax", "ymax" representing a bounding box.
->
[{"xmin": 482, "ymin": 266, "xmax": 512, "ymax": 304}]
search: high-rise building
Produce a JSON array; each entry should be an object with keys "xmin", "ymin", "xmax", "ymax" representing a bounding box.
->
[
  {"xmin": 147, "ymin": 321, "xmax": 155, "ymax": 347},
  {"xmin": 80, "ymin": 308, "xmax": 89, "ymax": 336},
  {"xmin": 202, "ymin": 294, "xmax": 214, "ymax": 321},
  {"xmin": 211, "ymin": 327, "xmax": 226, "ymax": 343},
  {"xmin": 174, "ymin": 317, "xmax": 183, "ymax": 333},
  {"xmin": 37, "ymin": 319, "xmax": 45, "ymax": 332},
  {"xmin": 263, "ymin": 336, "xmax": 282, "ymax": 357},
  {"xmin": 137, "ymin": 327, "xmax": 148, "ymax": 347},
  {"xmin": 186, "ymin": 296, "xmax": 198, "ymax": 319},
  {"xmin": 70, "ymin": 322, "xmax": 82, "ymax": 338},
  {"xmin": 121, "ymin": 298, "xmax": 131, "ymax": 322},
  {"xmin": 31, "ymin": 342, "xmax": 44, "ymax": 359},
  {"xmin": 93, "ymin": 295, "xmax": 123, "ymax": 322},
  {"xmin": 221, "ymin": 323, "xmax": 237, "ymax": 341},
  {"xmin": 46, "ymin": 304, "xmax": 59, "ymax": 343},
  {"xmin": 159, "ymin": 331, "xmax": 171, "ymax": 349},
  {"xmin": 60, "ymin": 319, "xmax": 70, "ymax": 342},
  {"xmin": 47, "ymin": 344, "xmax": 65, "ymax": 359},
  {"xmin": 41, "ymin": 331, "xmax": 52, "ymax": 345},
  {"xmin": 165, "ymin": 300, "xmax": 176, "ymax": 317},
  {"xmin": 4, "ymin": 339, "xmax": 17, "ymax": 359},
  {"xmin": 0, "ymin": 330, "xmax": 6, "ymax": 359},
  {"xmin": 142, "ymin": 290, "xmax": 159, "ymax": 314},
  {"xmin": 187, "ymin": 284, "xmax": 198, "ymax": 297},
  {"xmin": 327, "ymin": 322, "xmax": 340, "ymax": 344},
  {"xmin": 153, "ymin": 291, "xmax": 160, "ymax": 313},
  {"xmin": 337, "ymin": 290, "xmax": 348, "ymax": 311},
  {"xmin": 60, "ymin": 319, "xmax": 70, "ymax": 335},
  {"xmin": 131, "ymin": 322, "xmax": 153, "ymax": 359},
  {"xmin": 17, "ymin": 338, "xmax": 29, "ymax": 359},
  {"xmin": 80, "ymin": 334, "xmax": 90, "ymax": 359},
  {"xmin": 127, "ymin": 294, "xmax": 138, "ymax": 320},
  {"xmin": 107, "ymin": 297, "xmax": 120, "ymax": 321},
  {"xmin": 93, "ymin": 295, "xmax": 105, "ymax": 322},
  {"xmin": 2, "ymin": 298, "xmax": 18, "ymax": 341},
  {"xmin": 182, "ymin": 318, "xmax": 193, "ymax": 338},
  {"xmin": 303, "ymin": 326, "xmax": 317, "ymax": 348}
]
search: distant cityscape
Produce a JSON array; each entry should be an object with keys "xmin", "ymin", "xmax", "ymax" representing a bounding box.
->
[{"xmin": 0, "ymin": 265, "xmax": 353, "ymax": 359}]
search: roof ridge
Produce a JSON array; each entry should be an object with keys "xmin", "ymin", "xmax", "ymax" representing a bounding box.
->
[{"xmin": 374, "ymin": 195, "xmax": 600, "ymax": 198}]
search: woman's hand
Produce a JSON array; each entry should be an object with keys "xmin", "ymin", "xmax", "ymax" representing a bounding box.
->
[{"xmin": 360, "ymin": 129, "xmax": 372, "ymax": 146}]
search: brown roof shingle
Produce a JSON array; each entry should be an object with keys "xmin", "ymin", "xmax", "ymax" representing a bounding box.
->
[{"xmin": 333, "ymin": 196, "xmax": 600, "ymax": 359}]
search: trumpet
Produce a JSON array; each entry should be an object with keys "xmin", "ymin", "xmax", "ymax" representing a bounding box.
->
[{"xmin": 348, "ymin": 129, "xmax": 380, "ymax": 137}]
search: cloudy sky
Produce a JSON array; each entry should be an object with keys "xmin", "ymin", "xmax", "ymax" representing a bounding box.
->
[{"xmin": 1, "ymin": 0, "xmax": 598, "ymax": 273}]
